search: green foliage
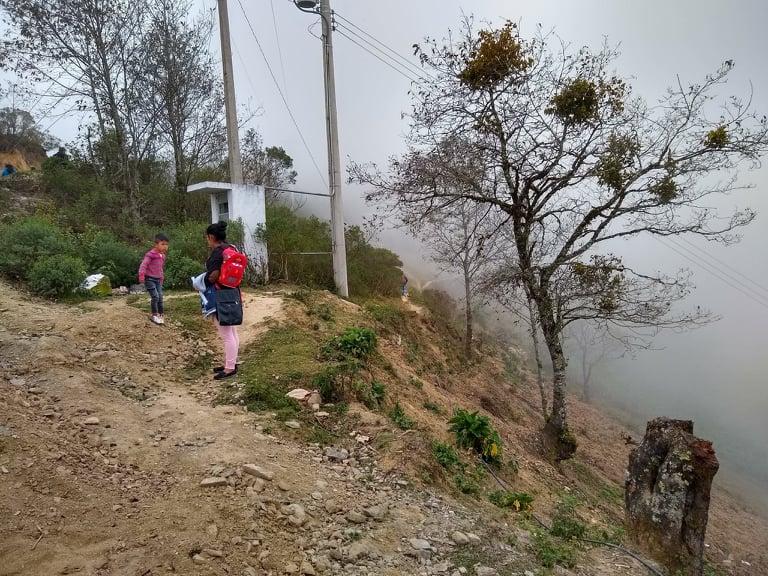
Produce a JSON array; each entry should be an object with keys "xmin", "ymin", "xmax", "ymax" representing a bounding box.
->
[
  {"xmin": 488, "ymin": 490, "xmax": 534, "ymax": 511},
  {"xmin": 548, "ymin": 76, "xmax": 625, "ymax": 125},
  {"xmin": 0, "ymin": 217, "xmax": 74, "ymax": 280},
  {"xmin": 571, "ymin": 254, "xmax": 626, "ymax": 314},
  {"xmin": 81, "ymin": 229, "xmax": 141, "ymax": 287},
  {"xmin": 370, "ymin": 380, "xmax": 386, "ymax": 405},
  {"xmin": 389, "ymin": 402, "xmax": 414, "ymax": 430},
  {"xmin": 365, "ymin": 301, "xmax": 406, "ymax": 329},
  {"xmin": 164, "ymin": 256, "xmax": 203, "ymax": 289},
  {"xmin": 459, "ymin": 22, "xmax": 532, "ymax": 90},
  {"xmin": 533, "ymin": 531, "xmax": 577, "ymax": 569},
  {"xmin": 28, "ymin": 255, "xmax": 87, "ymax": 297},
  {"xmin": 345, "ymin": 226, "xmax": 403, "ymax": 298},
  {"xmin": 705, "ymin": 125, "xmax": 730, "ymax": 149},
  {"xmin": 423, "ymin": 400, "xmax": 444, "ymax": 414},
  {"xmin": 311, "ymin": 361, "xmax": 360, "ymax": 403},
  {"xmin": 453, "ymin": 465, "xmax": 485, "ymax": 495},
  {"xmin": 448, "ymin": 409, "xmax": 503, "ymax": 463},
  {"xmin": 595, "ymin": 134, "xmax": 638, "ymax": 191},
  {"xmin": 432, "ymin": 442, "xmax": 461, "ymax": 469},
  {"xmin": 322, "ymin": 327, "xmax": 377, "ymax": 360}
]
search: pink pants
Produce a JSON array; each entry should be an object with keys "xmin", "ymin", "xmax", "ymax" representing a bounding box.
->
[{"xmin": 214, "ymin": 318, "xmax": 240, "ymax": 370}]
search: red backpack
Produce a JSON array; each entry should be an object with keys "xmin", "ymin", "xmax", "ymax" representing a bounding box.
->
[{"xmin": 218, "ymin": 245, "xmax": 248, "ymax": 288}]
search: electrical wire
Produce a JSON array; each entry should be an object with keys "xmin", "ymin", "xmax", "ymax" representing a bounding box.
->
[
  {"xmin": 334, "ymin": 11, "xmax": 436, "ymax": 82},
  {"xmin": 654, "ymin": 237, "xmax": 768, "ymax": 311},
  {"xmin": 233, "ymin": 0, "xmax": 328, "ymax": 186},
  {"xmin": 335, "ymin": 28, "xmax": 423, "ymax": 86},
  {"xmin": 675, "ymin": 235, "xmax": 768, "ymax": 298},
  {"xmin": 269, "ymin": 0, "xmax": 290, "ymax": 96}
]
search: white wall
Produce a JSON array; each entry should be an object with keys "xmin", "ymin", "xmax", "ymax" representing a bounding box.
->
[{"xmin": 228, "ymin": 184, "xmax": 268, "ymax": 280}]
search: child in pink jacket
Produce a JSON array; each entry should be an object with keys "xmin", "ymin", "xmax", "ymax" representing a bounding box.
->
[{"xmin": 138, "ymin": 233, "xmax": 169, "ymax": 325}]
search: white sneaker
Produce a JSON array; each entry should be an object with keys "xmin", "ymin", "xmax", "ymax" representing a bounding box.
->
[
  {"xmin": 157, "ymin": 316, "xmax": 165, "ymax": 325},
  {"xmin": 150, "ymin": 315, "xmax": 162, "ymax": 325}
]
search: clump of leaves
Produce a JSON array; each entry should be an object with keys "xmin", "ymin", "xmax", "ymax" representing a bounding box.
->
[
  {"xmin": 322, "ymin": 327, "xmax": 377, "ymax": 360},
  {"xmin": 595, "ymin": 133, "xmax": 638, "ymax": 191},
  {"xmin": 309, "ymin": 302, "xmax": 334, "ymax": 322},
  {"xmin": 354, "ymin": 379, "xmax": 386, "ymax": 410},
  {"xmin": 287, "ymin": 287, "xmax": 312, "ymax": 304},
  {"xmin": 550, "ymin": 494, "xmax": 587, "ymax": 539},
  {"xmin": 312, "ymin": 361, "xmax": 359, "ymax": 402},
  {"xmin": 423, "ymin": 400, "xmax": 443, "ymax": 414},
  {"xmin": 488, "ymin": 490, "xmax": 534, "ymax": 511},
  {"xmin": 448, "ymin": 409, "xmax": 502, "ymax": 463},
  {"xmin": 432, "ymin": 442, "xmax": 461, "ymax": 470},
  {"xmin": 704, "ymin": 125, "xmax": 729, "ymax": 149},
  {"xmin": 459, "ymin": 21, "xmax": 533, "ymax": 90},
  {"xmin": 453, "ymin": 471, "xmax": 481, "ymax": 495},
  {"xmin": 389, "ymin": 402, "xmax": 414, "ymax": 430},
  {"xmin": 548, "ymin": 75, "xmax": 626, "ymax": 124},
  {"xmin": 571, "ymin": 255, "xmax": 626, "ymax": 315},
  {"xmin": 533, "ymin": 531, "xmax": 577, "ymax": 568}
]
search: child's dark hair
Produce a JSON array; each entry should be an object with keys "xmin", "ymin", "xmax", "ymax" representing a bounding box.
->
[
  {"xmin": 206, "ymin": 221, "xmax": 227, "ymax": 242},
  {"xmin": 154, "ymin": 233, "xmax": 169, "ymax": 242}
]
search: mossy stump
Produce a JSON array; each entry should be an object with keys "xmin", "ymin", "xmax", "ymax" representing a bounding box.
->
[{"xmin": 625, "ymin": 417, "xmax": 719, "ymax": 576}]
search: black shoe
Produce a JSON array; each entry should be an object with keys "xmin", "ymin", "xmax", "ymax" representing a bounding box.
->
[
  {"xmin": 213, "ymin": 368, "xmax": 238, "ymax": 380},
  {"xmin": 212, "ymin": 366, "xmax": 225, "ymax": 373}
]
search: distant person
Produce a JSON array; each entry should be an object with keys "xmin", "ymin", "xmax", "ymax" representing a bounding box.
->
[
  {"xmin": 204, "ymin": 221, "xmax": 244, "ymax": 380},
  {"xmin": 51, "ymin": 147, "xmax": 69, "ymax": 162},
  {"xmin": 138, "ymin": 233, "xmax": 169, "ymax": 325},
  {"xmin": 401, "ymin": 274, "xmax": 409, "ymax": 299},
  {"xmin": 1, "ymin": 164, "xmax": 16, "ymax": 177}
]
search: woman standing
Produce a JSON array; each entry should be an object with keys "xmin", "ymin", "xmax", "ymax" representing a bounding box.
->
[{"xmin": 205, "ymin": 221, "xmax": 242, "ymax": 380}]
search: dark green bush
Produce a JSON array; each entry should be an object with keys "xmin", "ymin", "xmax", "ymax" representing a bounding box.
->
[
  {"xmin": 532, "ymin": 531, "xmax": 577, "ymax": 568},
  {"xmin": 0, "ymin": 217, "xmax": 75, "ymax": 280},
  {"xmin": 28, "ymin": 255, "xmax": 87, "ymax": 297},
  {"xmin": 389, "ymin": 402, "xmax": 414, "ymax": 430},
  {"xmin": 82, "ymin": 229, "xmax": 141, "ymax": 286},
  {"xmin": 164, "ymin": 255, "xmax": 204, "ymax": 289},
  {"xmin": 448, "ymin": 409, "xmax": 503, "ymax": 463}
]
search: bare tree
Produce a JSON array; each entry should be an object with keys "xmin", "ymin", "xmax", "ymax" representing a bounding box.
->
[
  {"xmin": 144, "ymin": 0, "xmax": 226, "ymax": 217},
  {"xmin": 351, "ymin": 20, "xmax": 768, "ymax": 459},
  {"xmin": 0, "ymin": 0, "xmax": 158, "ymax": 220},
  {"xmin": 417, "ymin": 200, "xmax": 499, "ymax": 360},
  {"xmin": 566, "ymin": 322, "xmax": 615, "ymax": 403}
]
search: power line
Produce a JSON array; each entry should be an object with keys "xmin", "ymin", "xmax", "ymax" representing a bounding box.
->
[
  {"xmin": 233, "ymin": 0, "xmax": 328, "ymax": 186},
  {"xmin": 334, "ymin": 11, "xmax": 435, "ymax": 82},
  {"xmin": 675, "ymin": 236, "xmax": 768, "ymax": 298},
  {"xmin": 269, "ymin": 0, "xmax": 290, "ymax": 96},
  {"xmin": 335, "ymin": 28, "xmax": 423, "ymax": 86},
  {"xmin": 655, "ymin": 237, "xmax": 768, "ymax": 311}
]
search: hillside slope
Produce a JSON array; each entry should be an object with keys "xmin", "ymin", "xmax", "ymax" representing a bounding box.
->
[{"xmin": 0, "ymin": 285, "xmax": 765, "ymax": 576}]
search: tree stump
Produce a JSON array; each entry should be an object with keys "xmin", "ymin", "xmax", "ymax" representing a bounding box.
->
[{"xmin": 625, "ymin": 418, "xmax": 719, "ymax": 576}]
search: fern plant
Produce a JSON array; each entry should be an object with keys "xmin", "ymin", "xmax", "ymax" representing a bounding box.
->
[{"xmin": 448, "ymin": 409, "xmax": 503, "ymax": 463}]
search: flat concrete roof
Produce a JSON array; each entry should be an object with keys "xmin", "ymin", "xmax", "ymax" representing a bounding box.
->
[{"xmin": 187, "ymin": 181, "xmax": 232, "ymax": 194}]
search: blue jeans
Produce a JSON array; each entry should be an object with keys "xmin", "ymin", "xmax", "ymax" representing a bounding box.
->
[{"xmin": 145, "ymin": 277, "xmax": 164, "ymax": 315}]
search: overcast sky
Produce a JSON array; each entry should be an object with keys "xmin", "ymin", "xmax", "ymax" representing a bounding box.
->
[{"xmin": 18, "ymin": 0, "xmax": 768, "ymax": 499}]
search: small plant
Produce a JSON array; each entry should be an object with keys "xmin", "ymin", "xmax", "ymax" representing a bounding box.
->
[
  {"xmin": 533, "ymin": 531, "xmax": 577, "ymax": 569},
  {"xmin": 309, "ymin": 303, "xmax": 334, "ymax": 322},
  {"xmin": 287, "ymin": 287, "xmax": 312, "ymax": 304},
  {"xmin": 453, "ymin": 472, "xmax": 480, "ymax": 495},
  {"xmin": 423, "ymin": 400, "xmax": 443, "ymax": 414},
  {"xmin": 448, "ymin": 409, "xmax": 502, "ymax": 463},
  {"xmin": 488, "ymin": 490, "xmax": 534, "ymax": 511},
  {"xmin": 408, "ymin": 376, "xmax": 424, "ymax": 389},
  {"xmin": 432, "ymin": 442, "xmax": 460, "ymax": 470},
  {"xmin": 322, "ymin": 327, "xmax": 377, "ymax": 360},
  {"xmin": 370, "ymin": 380, "xmax": 386, "ymax": 404},
  {"xmin": 550, "ymin": 515, "xmax": 587, "ymax": 540},
  {"xmin": 312, "ymin": 362, "xmax": 358, "ymax": 403},
  {"xmin": 389, "ymin": 402, "xmax": 414, "ymax": 430}
]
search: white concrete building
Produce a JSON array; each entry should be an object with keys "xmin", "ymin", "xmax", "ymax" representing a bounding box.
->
[{"xmin": 187, "ymin": 181, "xmax": 268, "ymax": 280}]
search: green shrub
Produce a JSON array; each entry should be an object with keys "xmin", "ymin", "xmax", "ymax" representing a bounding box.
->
[
  {"xmin": 322, "ymin": 327, "xmax": 377, "ymax": 360},
  {"xmin": 312, "ymin": 361, "xmax": 360, "ymax": 403},
  {"xmin": 448, "ymin": 409, "xmax": 503, "ymax": 463},
  {"xmin": 532, "ymin": 531, "xmax": 577, "ymax": 568},
  {"xmin": 389, "ymin": 402, "xmax": 414, "ymax": 430},
  {"xmin": 164, "ymin": 255, "xmax": 204, "ymax": 289},
  {"xmin": 365, "ymin": 301, "xmax": 406, "ymax": 329},
  {"xmin": 550, "ymin": 494, "xmax": 587, "ymax": 540},
  {"xmin": 82, "ymin": 229, "xmax": 141, "ymax": 286},
  {"xmin": 432, "ymin": 442, "xmax": 460, "ymax": 470},
  {"xmin": 0, "ymin": 217, "xmax": 74, "ymax": 280},
  {"xmin": 453, "ymin": 471, "xmax": 481, "ymax": 495},
  {"xmin": 28, "ymin": 255, "xmax": 87, "ymax": 297},
  {"xmin": 489, "ymin": 490, "xmax": 534, "ymax": 511}
]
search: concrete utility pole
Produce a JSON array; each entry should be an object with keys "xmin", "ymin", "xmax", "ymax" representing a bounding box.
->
[
  {"xmin": 319, "ymin": 0, "xmax": 349, "ymax": 298},
  {"xmin": 217, "ymin": 0, "xmax": 244, "ymax": 185}
]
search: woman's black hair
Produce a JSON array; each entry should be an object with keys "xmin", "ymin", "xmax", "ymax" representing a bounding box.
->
[
  {"xmin": 154, "ymin": 233, "xmax": 169, "ymax": 242},
  {"xmin": 206, "ymin": 221, "xmax": 227, "ymax": 242}
]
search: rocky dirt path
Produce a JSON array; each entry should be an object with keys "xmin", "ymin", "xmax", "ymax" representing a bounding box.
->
[{"xmin": 0, "ymin": 288, "xmax": 650, "ymax": 576}]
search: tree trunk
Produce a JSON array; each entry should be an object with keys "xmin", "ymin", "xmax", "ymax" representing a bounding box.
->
[
  {"xmin": 537, "ymin": 298, "xmax": 577, "ymax": 461},
  {"xmin": 526, "ymin": 296, "xmax": 548, "ymax": 420},
  {"xmin": 463, "ymin": 266, "xmax": 473, "ymax": 361},
  {"xmin": 626, "ymin": 418, "xmax": 719, "ymax": 576}
]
